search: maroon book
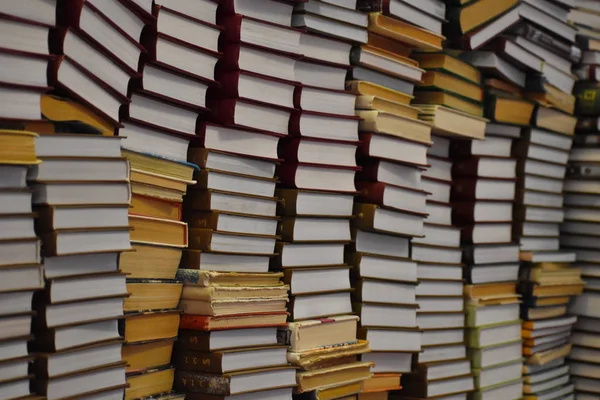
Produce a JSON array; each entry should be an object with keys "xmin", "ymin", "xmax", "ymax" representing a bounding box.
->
[{"xmin": 57, "ymin": 0, "xmax": 145, "ymax": 75}]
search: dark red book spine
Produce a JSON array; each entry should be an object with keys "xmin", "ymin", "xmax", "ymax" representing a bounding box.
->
[
  {"xmin": 355, "ymin": 161, "xmax": 381, "ymax": 183},
  {"xmin": 355, "ymin": 181, "xmax": 386, "ymax": 205},
  {"xmin": 452, "ymin": 158, "xmax": 481, "ymax": 178},
  {"xmin": 450, "ymin": 178, "xmax": 478, "ymax": 201}
]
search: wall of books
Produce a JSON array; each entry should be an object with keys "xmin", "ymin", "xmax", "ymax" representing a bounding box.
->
[{"xmin": 0, "ymin": 0, "xmax": 598, "ymax": 399}]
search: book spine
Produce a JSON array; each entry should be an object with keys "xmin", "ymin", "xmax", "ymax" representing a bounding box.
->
[
  {"xmin": 513, "ymin": 23, "xmax": 581, "ymax": 62},
  {"xmin": 175, "ymin": 370, "xmax": 231, "ymax": 395},
  {"xmin": 219, "ymin": 14, "xmax": 243, "ymax": 44},
  {"xmin": 450, "ymin": 179, "xmax": 478, "ymax": 200},
  {"xmin": 276, "ymin": 163, "xmax": 300, "ymax": 188},
  {"xmin": 451, "ymin": 202, "xmax": 476, "ymax": 225},
  {"xmin": 173, "ymin": 350, "xmax": 223, "ymax": 373},
  {"xmin": 355, "ymin": 181, "xmax": 386, "ymax": 206},
  {"xmin": 187, "ymin": 212, "xmax": 220, "ymax": 230},
  {"xmin": 356, "ymin": 0, "xmax": 384, "ymax": 12},
  {"xmin": 452, "ymin": 158, "xmax": 480, "ymax": 178},
  {"xmin": 176, "ymin": 330, "xmax": 212, "ymax": 351},
  {"xmin": 179, "ymin": 314, "xmax": 211, "ymax": 330}
]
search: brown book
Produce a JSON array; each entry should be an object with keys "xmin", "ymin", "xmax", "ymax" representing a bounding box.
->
[
  {"xmin": 185, "ymin": 188, "xmax": 278, "ymax": 216},
  {"xmin": 399, "ymin": 372, "xmax": 473, "ymax": 398},
  {"xmin": 452, "ymin": 156, "xmax": 516, "ymax": 179},
  {"xmin": 484, "ymin": 78, "xmax": 523, "ymax": 98},
  {"xmin": 188, "ymin": 228, "xmax": 276, "ymax": 255},
  {"xmin": 33, "ymin": 362, "xmax": 128, "ymax": 398},
  {"xmin": 174, "ymin": 366, "xmax": 297, "ymax": 396},
  {"xmin": 354, "ymin": 202, "xmax": 426, "ymax": 238},
  {"xmin": 186, "ymin": 210, "xmax": 278, "ymax": 234},
  {"xmin": 173, "ymin": 345, "xmax": 288, "ymax": 373}
]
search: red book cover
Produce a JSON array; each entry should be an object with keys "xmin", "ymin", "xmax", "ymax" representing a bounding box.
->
[
  {"xmin": 451, "ymin": 177, "xmax": 482, "ymax": 200},
  {"xmin": 179, "ymin": 313, "xmax": 288, "ymax": 331},
  {"xmin": 57, "ymin": 0, "xmax": 145, "ymax": 75},
  {"xmin": 355, "ymin": 181, "xmax": 386, "ymax": 205}
]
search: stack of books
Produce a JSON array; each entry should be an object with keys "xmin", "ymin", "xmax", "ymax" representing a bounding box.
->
[
  {"xmin": 341, "ymin": 4, "xmax": 440, "ymax": 400},
  {"xmin": 449, "ymin": 121, "xmax": 522, "ymax": 399},
  {"xmin": 561, "ymin": 4, "xmax": 600, "ymax": 396},
  {"xmin": 30, "ymin": 130, "xmax": 131, "ymax": 399},
  {"xmin": 285, "ymin": 1, "xmax": 375, "ymax": 398},
  {"xmin": 0, "ymin": 130, "xmax": 43, "ymax": 399},
  {"xmin": 394, "ymin": 137, "xmax": 474, "ymax": 400},
  {"xmin": 115, "ymin": 1, "xmax": 217, "ymax": 398},
  {"xmin": 442, "ymin": 0, "xmax": 582, "ymax": 399},
  {"xmin": 174, "ymin": 270, "xmax": 294, "ymax": 399},
  {"xmin": 174, "ymin": 0, "xmax": 297, "ymax": 398}
]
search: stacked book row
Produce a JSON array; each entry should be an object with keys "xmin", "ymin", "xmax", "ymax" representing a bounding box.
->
[{"xmin": 562, "ymin": 1, "xmax": 600, "ymax": 397}]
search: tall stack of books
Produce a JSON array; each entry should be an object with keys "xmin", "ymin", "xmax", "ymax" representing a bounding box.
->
[
  {"xmin": 401, "ymin": 51, "xmax": 488, "ymax": 400},
  {"xmin": 278, "ymin": 2, "xmax": 376, "ymax": 399},
  {"xmin": 341, "ymin": 4, "xmax": 440, "ymax": 400},
  {"xmin": 444, "ymin": 1, "xmax": 582, "ymax": 400},
  {"xmin": 561, "ymin": 3, "xmax": 600, "ymax": 397},
  {"xmin": 172, "ymin": 0, "xmax": 299, "ymax": 398},
  {"xmin": 450, "ymin": 131, "xmax": 523, "ymax": 400},
  {"xmin": 115, "ymin": 2, "xmax": 218, "ymax": 398},
  {"xmin": 30, "ymin": 131, "xmax": 131, "ymax": 399},
  {"xmin": 0, "ymin": 130, "xmax": 43, "ymax": 399}
]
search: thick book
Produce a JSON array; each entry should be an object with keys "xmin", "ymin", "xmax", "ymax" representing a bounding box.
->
[
  {"xmin": 174, "ymin": 366, "xmax": 297, "ymax": 396},
  {"xmin": 173, "ymin": 346, "xmax": 288, "ymax": 373},
  {"xmin": 510, "ymin": 22, "xmax": 581, "ymax": 63},
  {"xmin": 56, "ymin": 0, "xmax": 145, "ymax": 75},
  {"xmin": 179, "ymin": 313, "xmax": 289, "ymax": 331}
]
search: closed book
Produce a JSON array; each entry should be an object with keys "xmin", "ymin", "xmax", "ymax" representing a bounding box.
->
[
  {"xmin": 484, "ymin": 93, "xmax": 535, "ymax": 126},
  {"xmin": 210, "ymin": 97, "xmax": 292, "ymax": 137},
  {"xmin": 452, "ymin": 156, "xmax": 516, "ymax": 179},
  {"xmin": 215, "ymin": 69, "xmax": 297, "ymax": 108},
  {"xmin": 129, "ymin": 215, "xmax": 187, "ymax": 248},
  {"xmin": 531, "ymin": 105, "xmax": 576, "ymax": 136},
  {"xmin": 141, "ymin": 31, "xmax": 221, "ymax": 83},
  {"xmin": 48, "ymin": 55, "xmax": 124, "ymax": 126},
  {"xmin": 56, "ymin": 0, "xmax": 144, "ymax": 75},
  {"xmin": 179, "ymin": 313, "xmax": 289, "ymax": 331},
  {"xmin": 445, "ymin": 0, "xmax": 519, "ymax": 35},
  {"xmin": 278, "ymin": 162, "xmax": 358, "ymax": 193},
  {"xmin": 353, "ymin": 202, "xmax": 426, "ymax": 238},
  {"xmin": 220, "ymin": 14, "xmax": 301, "ymax": 57},
  {"xmin": 575, "ymin": 81, "xmax": 600, "ymax": 117},
  {"xmin": 279, "ymin": 137, "xmax": 358, "ymax": 168},
  {"xmin": 173, "ymin": 346, "xmax": 288, "ymax": 373},
  {"xmin": 176, "ymin": 327, "xmax": 279, "ymax": 352},
  {"xmin": 174, "ymin": 366, "xmax": 297, "ymax": 395},
  {"xmin": 511, "ymin": 22, "xmax": 581, "ymax": 63},
  {"xmin": 368, "ymin": 13, "xmax": 443, "ymax": 51},
  {"xmin": 188, "ymin": 229, "xmax": 276, "ymax": 255},
  {"xmin": 120, "ymin": 310, "xmax": 180, "ymax": 344},
  {"xmin": 130, "ymin": 194, "xmax": 182, "ymax": 221},
  {"xmin": 186, "ymin": 210, "xmax": 278, "ymax": 236}
]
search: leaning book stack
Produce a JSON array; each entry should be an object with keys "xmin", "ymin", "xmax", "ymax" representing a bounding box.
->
[
  {"xmin": 0, "ymin": 130, "xmax": 44, "ymax": 399},
  {"xmin": 30, "ymin": 132, "xmax": 131, "ymax": 399},
  {"xmin": 560, "ymin": 2, "xmax": 600, "ymax": 396},
  {"xmin": 450, "ymin": 127, "xmax": 522, "ymax": 399},
  {"xmin": 173, "ymin": 0, "xmax": 303, "ymax": 398},
  {"xmin": 346, "ymin": 3, "xmax": 445, "ymax": 399},
  {"xmin": 285, "ymin": 1, "xmax": 376, "ymax": 398}
]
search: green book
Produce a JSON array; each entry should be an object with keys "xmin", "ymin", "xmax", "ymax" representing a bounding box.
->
[
  {"xmin": 469, "ymin": 339, "xmax": 522, "ymax": 369},
  {"xmin": 472, "ymin": 358, "xmax": 523, "ymax": 389},
  {"xmin": 466, "ymin": 319, "xmax": 521, "ymax": 348}
]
